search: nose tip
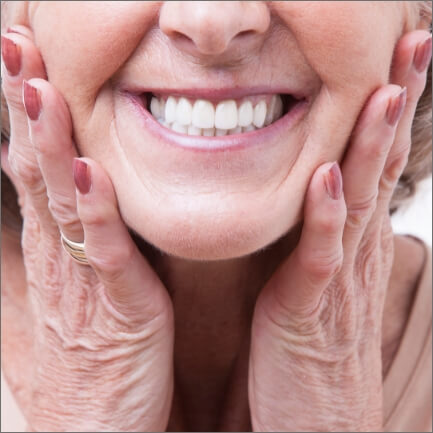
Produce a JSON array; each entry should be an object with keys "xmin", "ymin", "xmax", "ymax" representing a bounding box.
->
[{"xmin": 159, "ymin": 1, "xmax": 270, "ymax": 57}]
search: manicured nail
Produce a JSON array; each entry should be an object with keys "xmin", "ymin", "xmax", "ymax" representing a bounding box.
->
[
  {"xmin": 23, "ymin": 81, "xmax": 42, "ymax": 121},
  {"xmin": 413, "ymin": 35, "xmax": 432, "ymax": 73},
  {"xmin": 386, "ymin": 87, "xmax": 406, "ymax": 126},
  {"xmin": 73, "ymin": 159, "xmax": 92, "ymax": 195},
  {"xmin": 324, "ymin": 162, "xmax": 343, "ymax": 200},
  {"xmin": 1, "ymin": 36, "xmax": 21, "ymax": 76}
]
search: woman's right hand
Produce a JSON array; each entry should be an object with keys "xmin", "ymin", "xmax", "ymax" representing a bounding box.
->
[{"xmin": 1, "ymin": 28, "xmax": 174, "ymax": 432}]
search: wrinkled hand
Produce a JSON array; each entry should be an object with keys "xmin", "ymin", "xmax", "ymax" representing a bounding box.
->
[
  {"xmin": 249, "ymin": 30, "xmax": 431, "ymax": 432},
  {"xmin": 1, "ymin": 27, "xmax": 173, "ymax": 432}
]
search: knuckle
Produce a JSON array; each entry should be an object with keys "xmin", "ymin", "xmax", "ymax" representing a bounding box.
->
[
  {"xmin": 47, "ymin": 193, "xmax": 77, "ymax": 224},
  {"xmin": 346, "ymin": 193, "xmax": 377, "ymax": 229},
  {"xmin": 315, "ymin": 213, "xmax": 343, "ymax": 233},
  {"xmin": 79, "ymin": 205, "xmax": 118, "ymax": 228},
  {"xmin": 1, "ymin": 82, "xmax": 23, "ymax": 109},
  {"xmin": 298, "ymin": 248, "xmax": 343, "ymax": 281},
  {"xmin": 87, "ymin": 243, "xmax": 135, "ymax": 281},
  {"xmin": 382, "ymin": 150, "xmax": 410, "ymax": 190},
  {"xmin": 9, "ymin": 150, "xmax": 42, "ymax": 189},
  {"xmin": 358, "ymin": 135, "xmax": 389, "ymax": 163},
  {"xmin": 356, "ymin": 244, "xmax": 380, "ymax": 290}
]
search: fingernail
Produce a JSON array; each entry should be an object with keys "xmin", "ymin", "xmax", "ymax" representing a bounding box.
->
[
  {"xmin": 1, "ymin": 36, "xmax": 21, "ymax": 76},
  {"xmin": 324, "ymin": 162, "xmax": 343, "ymax": 200},
  {"xmin": 413, "ymin": 35, "xmax": 432, "ymax": 73},
  {"xmin": 386, "ymin": 87, "xmax": 407, "ymax": 126},
  {"xmin": 23, "ymin": 81, "xmax": 42, "ymax": 121},
  {"xmin": 73, "ymin": 159, "xmax": 92, "ymax": 195}
]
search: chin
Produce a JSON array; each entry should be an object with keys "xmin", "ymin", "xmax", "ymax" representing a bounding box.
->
[{"xmin": 121, "ymin": 196, "xmax": 301, "ymax": 261}]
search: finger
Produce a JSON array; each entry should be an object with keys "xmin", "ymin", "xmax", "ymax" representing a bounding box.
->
[
  {"xmin": 6, "ymin": 25, "xmax": 35, "ymax": 40},
  {"xmin": 261, "ymin": 162, "xmax": 346, "ymax": 317},
  {"xmin": 1, "ymin": 32, "xmax": 52, "ymax": 228},
  {"xmin": 341, "ymin": 85, "xmax": 406, "ymax": 265},
  {"xmin": 74, "ymin": 158, "xmax": 171, "ymax": 323},
  {"xmin": 24, "ymin": 78, "xmax": 84, "ymax": 242},
  {"xmin": 379, "ymin": 31, "xmax": 432, "ymax": 212}
]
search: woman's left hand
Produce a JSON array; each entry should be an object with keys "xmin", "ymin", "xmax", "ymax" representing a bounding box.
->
[{"xmin": 249, "ymin": 30, "xmax": 431, "ymax": 432}]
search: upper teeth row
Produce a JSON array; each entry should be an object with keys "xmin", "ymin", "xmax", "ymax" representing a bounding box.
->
[{"xmin": 150, "ymin": 95, "xmax": 283, "ymax": 132}]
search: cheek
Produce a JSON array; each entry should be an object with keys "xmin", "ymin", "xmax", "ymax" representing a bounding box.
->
[
  {"xmin": 274, "ymin": 2, "xmax": 402, "ymax": 96},
  {"xmin": 271, "ymin": 2, "xmax": 403, "ymax": 175},
  {"xmin": 31, "ymin": 2, "xmax": 159, "ymax": 105}
]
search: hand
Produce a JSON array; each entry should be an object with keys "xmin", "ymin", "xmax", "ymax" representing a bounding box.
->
[
  {"xmin": 1, "ymin": 28, "xmax": 174, "ymax": 431},
  {"xmin": 248, "ymin": 30, "xmax": 431, "ymax": 431}
]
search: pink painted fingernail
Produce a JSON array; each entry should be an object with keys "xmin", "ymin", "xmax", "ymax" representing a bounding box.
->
[
  {"xmin": 73, "ymin": 159, "xmax": 92, "ymax": 195},
  {"xmin": 23, "ymin": 81, "xmax": 42, "ymax": 121},
  {"xmin": 413, "ymin": 35, "xmax": 432, "ymax": 73},
  {"xmin": 1, "ymin": 36, "xmax": 21, "ymax": 76},
  {"xmin": 324, "ymin": 162, "xmax": 343, "ymax": 200},
  {"xmin": 386, "ymin": 87, "xmax": 407, "ymax": 126}
]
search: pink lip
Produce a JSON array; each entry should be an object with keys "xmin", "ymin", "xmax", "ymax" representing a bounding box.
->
[
  {"xmin": 123, "ymin": 86, "xmax": 308, "ymax": 101},
  {"xmin": 122, "ymin": 92, "xmax": 309, "ymax": 152}
]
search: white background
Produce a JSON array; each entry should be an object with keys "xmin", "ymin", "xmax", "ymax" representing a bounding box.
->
[{"xmin": 392, "ymin": 176, "xmax": 432, "ymax": 246}]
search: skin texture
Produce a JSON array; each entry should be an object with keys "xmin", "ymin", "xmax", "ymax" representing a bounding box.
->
[
  {"xmin": 1, "ymin": 1, "xmax": 431, "ymax": 431},
  {"xmin": 26, "ymin": 2, "xmax": 402, "ymax": 259}
]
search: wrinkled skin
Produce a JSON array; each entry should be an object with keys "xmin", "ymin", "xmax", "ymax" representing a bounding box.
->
[{"xmin": 1, "ymin": 1, "xmax": 431, "ymax": 431}]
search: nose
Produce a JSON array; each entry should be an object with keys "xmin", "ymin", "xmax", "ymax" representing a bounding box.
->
[{"xmin": 159, "ymin": 1, "xmax": 270, "ymax": 58}]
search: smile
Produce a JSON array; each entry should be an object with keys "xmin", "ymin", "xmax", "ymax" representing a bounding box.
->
[{"xmin": 124, "ymin": 88, "xmax": 309, "ymax": 151}]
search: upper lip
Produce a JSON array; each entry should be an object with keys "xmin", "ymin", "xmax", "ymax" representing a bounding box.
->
[{"xmin": 120, "ymin": 86, "xmax": 309, "ymax": 102}]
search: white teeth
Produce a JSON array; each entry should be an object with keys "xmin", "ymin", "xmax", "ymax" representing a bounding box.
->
[
  {"xmin": 253, "ymin": 100, "xmax": 267, "ymax": 128},
  {"xmin": 203, "ymin": 127, "xmax": 215, "ymax": 136},
  {"xmin": 188, "ymin": 125, "xmax": 202, "ymax": 136},
  {"xmin": 176, "ymin": 97, "xmax": 192, "ymax": 125},
  {"xmin": 165, "ymin": 96, "xmax": 177, "ymax": 123},
  {"xmin": 150, "ymin": 97, "xmax": 161, "ymax": 118},
  {"xmin": 238, "ymin": 100, "xmax": 253, "ymax": 127},
  {"xmin": 192, "ymin": 99, "xmax": 215, "ymax": 128},
  {"xmin": 153, "ymin": 94, "xmax": 287, "ymax": 136},
  {"xmin": 215, "ymin": 100, "xmax": 238, "ymax": 130},
  {"xmin": 171, "ymin": 122, "xmax": 188, "ymax": 134}
]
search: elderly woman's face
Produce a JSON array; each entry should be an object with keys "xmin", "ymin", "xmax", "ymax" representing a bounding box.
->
[{"xmin": 28, "ymin": 1, "xmax": 404, "ymax": 259}]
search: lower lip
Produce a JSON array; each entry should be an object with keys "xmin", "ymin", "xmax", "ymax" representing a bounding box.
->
[{"xmin": 123, "ymin": 92, "xmax": 309, "ymax": 152}]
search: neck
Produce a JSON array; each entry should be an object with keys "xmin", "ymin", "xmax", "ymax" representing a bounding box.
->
[
  {"xmin": 133, "ymin": 226, "xmax": 302, "ymax": 430},
  {"xmin": 135, "ymin": 224, "xmax": 302, "ymax": 327}
]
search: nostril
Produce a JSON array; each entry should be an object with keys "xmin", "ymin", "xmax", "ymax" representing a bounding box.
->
[
  {"xmin": 236, "ymin": 30, "xmax": 256, "ymax": 39},
  {"xmin": 171, "ymin": 31, "xmax": 193, "ymax": 44},
  {"xmin": 169, "ymin": 30, "xmax": 206, "ymax": 54}
]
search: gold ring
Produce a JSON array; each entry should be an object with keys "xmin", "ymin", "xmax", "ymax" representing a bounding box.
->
[{"xmin": 60, "ymin": 232, "xmax": 89, "ymax": 265}]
